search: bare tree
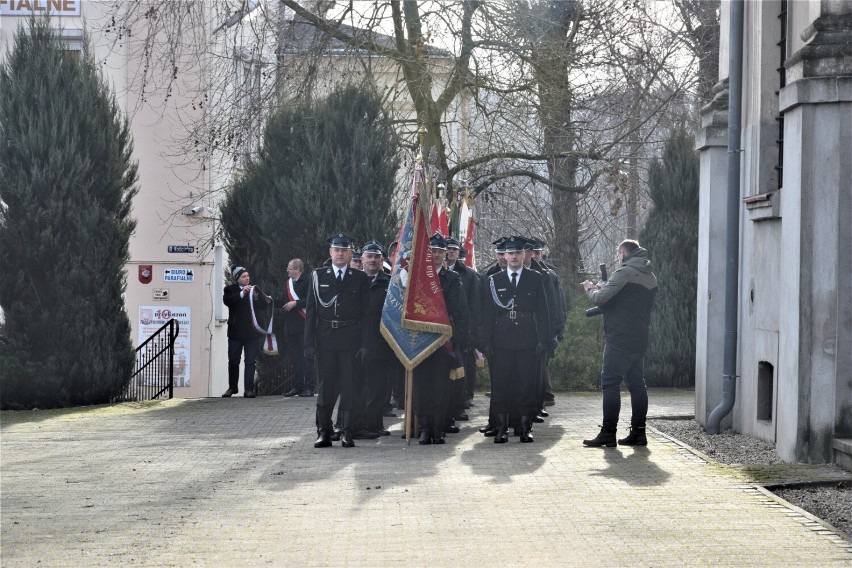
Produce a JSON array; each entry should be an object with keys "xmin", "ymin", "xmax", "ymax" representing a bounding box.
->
[{"xmin": 99, "ymin": 0, "xmax": 703, "ymax": 284}]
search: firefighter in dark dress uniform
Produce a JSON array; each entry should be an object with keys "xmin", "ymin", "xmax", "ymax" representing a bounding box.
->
[
  {"xmin": 480, "ymin": 236, "xmax": 551, "ymax": 443},
  {"xmin": 304, "ymin": 233, "xmax": 371, "ymax": 448},
  {"xmin": 413, "ymin": 234, "xmax": 471, "ymax": 445}
]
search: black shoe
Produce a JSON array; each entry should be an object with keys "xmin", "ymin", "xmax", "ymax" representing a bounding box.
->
[
  {"xmin": 482, "ymin": 427, "xmax": 497, "ymax": 437},
  {"xmin": 538, "ymin": 408, "xmax": 549, "ymax": 418},
  {"xmin": 314, "ymin": 432, "xmax": 332, "ymax": 448},
  {"xmin": 383, "ymin": 410, "xmax": 397, "ymax": 417},
  {"xmin": 283, "ymin": 388, "xmax": 300, "ymax": 397},
  {"xmin": 222, "ymin": 389, "xmax": 237, "ymax": 397},
  {"xmin": 454, "ymin": 413, "xmax": 469, "ymax": 421},
  {"xmin": 341, "ymin": 431, "xmax": 355, "ymax": 448},
  {"xmin": 418, "ymin": 431, "xmax": 432, "ymax": 445},
  {"xmin": 244, "ymin": 390, "xmax": 256, "ymax": 398},
  {"xmin": 520, "ymin": 417, "xmax": 534, "ymax": 443},
  {"xmin": 353, "ymin": 430, "xmax": 381, "ymax": 440},
  {"xmin": 532, "ymin": 415, "xmax": 544, "ymax": 423},
  {"xmin": 618, "ymin": 427, "xmax": 648, "ymax": 446},
  {"xmin": 432, "ymin": 433, "xmax": 445, "ymax": 445},
  {"xmin": 298, "ymin": 390, "xmax": 314, "ymax": 397},
  {"xmin": 445, "ymin": 424, "xmax": 460, "ymax": 434},
  {"xmin": 583, "ymin": 428, "xmax": 617, "ymax": 448},
  {"xmin": 378, "ymin": 429, "xmax": 391, "ymax": 436},
  {"xmin": 331, "ymin": 429, "xmax": 341, "ymax": 442},
  {"xmin": 479, "ymin": 424, "xmax": 493, "ymax": 433},
  {"xmin": 494, "ymin": 426, "xmax": 508, "ymax": 444}
]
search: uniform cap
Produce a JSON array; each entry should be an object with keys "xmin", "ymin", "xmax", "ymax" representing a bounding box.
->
[
  {"xmin": 429, "ymin": 233, "xmax": 448, "ymax": 249},
  {"xmin": 361, "ymin": 240, "xmax": 384, "ymax": 255},
  {"xmin": 327, "ymin": 233, "xmax": 355, "ymax": 249},
  {"xmin": 503, "ymin": 236, "xmax": 528, "ymax": 252}
]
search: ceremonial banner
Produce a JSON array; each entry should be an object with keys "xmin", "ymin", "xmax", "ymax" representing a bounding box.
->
[
  {"xmin": 381, "ymin": 170, "xmax": 452, "ymax": 370},
  {"xmin": 463, "ymin": 215, "xmax": 476, "ymax": 268}
]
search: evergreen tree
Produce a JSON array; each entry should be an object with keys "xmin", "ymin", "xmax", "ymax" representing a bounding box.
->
[
  {"xmin": 0, "ymin": 18, "xmax": 138, "ymax": 409},
  {"xmin": 220, "ymin": 83, "xmax": 400, "ymax": 294},
  {"xmin": 639, "ymin": 127, "xmax": 699, "ymax": 387}
]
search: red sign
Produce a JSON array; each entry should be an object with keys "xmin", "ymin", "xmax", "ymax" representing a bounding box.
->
[{"xmin": 138, "ymin": 265, "xmax": 153, "ymax": 284}]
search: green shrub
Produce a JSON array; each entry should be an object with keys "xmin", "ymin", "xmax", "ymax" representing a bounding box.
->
[{"xmin": 549, "ymin": 306, "xmax": 605, "ymax": 391}]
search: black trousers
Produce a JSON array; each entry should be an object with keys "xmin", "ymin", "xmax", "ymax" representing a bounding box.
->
[
  {"xmin": 413, "ymin": 351, "xmax": 451, "ymax": 432},
  {"xmin": 315, "ymin": 350, "xmax": 356, "ymax": 432},
  {"xmin": 489, "ymin": 348, "xmax": 538, "ymax": 418},
  {"xmin": 286, "ymin": 332, "xmax": 314, "ymax": 393}
]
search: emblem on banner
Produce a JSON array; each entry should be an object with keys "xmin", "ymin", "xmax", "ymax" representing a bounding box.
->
[{"xmin": 139, "ymin": 265, "xmax": 153, "ymax": 284}]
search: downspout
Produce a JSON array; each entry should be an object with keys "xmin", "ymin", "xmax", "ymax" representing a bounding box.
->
[{"xmin": 707, "ymin": 0, "xmax": 744, "ymax": 434}]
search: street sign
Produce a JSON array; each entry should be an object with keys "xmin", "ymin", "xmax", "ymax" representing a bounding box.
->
[
  {"xmin": 164, "ymin": 268, "xmax": 194, "ymax": 283},
  {"xmin": 168, "ymin": 245, "xmax": 195, "ymax": 253}
]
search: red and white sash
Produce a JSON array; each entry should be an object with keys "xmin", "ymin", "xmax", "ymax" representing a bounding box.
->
[
  {"xmin": 286, "ymin": 278, "xmax": 307, "ymax": 319},
  {"xmin": 249, "ymin": 287, "xmax": 279, "ymax": 356}
]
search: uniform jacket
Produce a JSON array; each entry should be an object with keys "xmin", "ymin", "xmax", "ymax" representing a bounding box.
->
[
  {"xmin": 304, "ymin": 265, "xmax": 371, "ymax": 351},
  {"xmin": 528, "ymin": 258, "xmax": 561, "ymax": 340},
  {"xmin": 223, "ymin": 283, "xmax": 264, "ymax": 341},
  {"xmin": 439, "ymin": 267, "xmax": 471, "ymax": 350},
  {"xmin": 449, "ymin": 261, "xmax": 480, "ymax": 328},
  {"xmin": 481, "ymin": 267, "xmax": 551, "ymax": 351},
  {"xmin": 274, "ymin": 273, "xmax": 309, "ymax": 336},
  {"xmin": 366, "ymin": 270, "xmax": 394, "ymax": 361},
  {"xmin": 585, "ymin": 247, "xmax": 658, "ymax": 353}
]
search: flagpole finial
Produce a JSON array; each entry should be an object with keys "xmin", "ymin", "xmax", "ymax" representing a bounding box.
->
[{"xmin": 418, "ymin": 125, "xmax": 427, "ymax": 154}]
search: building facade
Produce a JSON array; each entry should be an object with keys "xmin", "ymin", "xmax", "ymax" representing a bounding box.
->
[{"xmin": 695, "ymin": 0, "xmax": 851, "ymax": 466}]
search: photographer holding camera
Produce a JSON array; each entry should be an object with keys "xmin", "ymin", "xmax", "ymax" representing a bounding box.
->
[{"xmin": 581, "ymin": 239, "xmax": 657, "ymax": 448}]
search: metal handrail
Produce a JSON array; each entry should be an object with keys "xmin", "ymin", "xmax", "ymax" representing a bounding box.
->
[{"xmin": 113, "ymin": 319, "xmax": 180, "ymax": 402}]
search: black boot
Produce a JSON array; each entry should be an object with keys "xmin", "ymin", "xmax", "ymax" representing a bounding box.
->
[
  {"xmin": 314, "ymin": 430, "xmax": 332, "ymax": 448},
  {"xmin": 494, "ymin": 413, "xmax": 509, "ymax": 444},
  {"xmin": 520, "ymin": 416, "xmax": 534, "ymax": 443},
  {"xmin": 314, "ymin": 407, "xmax": 333, "ymax": 447},
  {"xmin": 432, "ymin": 428, "xmax": 445, "ymax": 445},
  {"xmin": 341, "ymin": 411, "xmax": 355, "ymax": 448},
  {"xmin": 618, "ymin": 427, "xmax": 647, "ymax": 446},
  {"xmin": 583, "ymin": 427, "xmax": 617, "ymax": 448},
  {"xmin": 418, "ymin": 416, "xmax": 432, "ymax": 445}
]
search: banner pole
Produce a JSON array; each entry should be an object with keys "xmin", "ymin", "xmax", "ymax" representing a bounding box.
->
[{"xmin": 405, "ymin": 368, "xmax": 414, "ymax": 445}]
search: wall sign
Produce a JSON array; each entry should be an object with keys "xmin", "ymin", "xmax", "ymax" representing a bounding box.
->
[
  {"xmin": 1, "ymin": 0, "xmax": 81, "ymax": 16},
  {"xmin": 164, "ymin": 268, "xmax": 194, "ymax": 283},
  {"xmin": 168, "ymin": 245, "xmax": 195, "ymax": 253}
]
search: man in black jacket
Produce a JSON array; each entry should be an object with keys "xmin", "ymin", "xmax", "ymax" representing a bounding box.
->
[
  {"xmin": 582, "ymin": 239, "xmax": 658, "ymax": 448},
  {"xmin": 480, "ymin": 237, "xmax": 551, "ymax": 443},
  {"xmin": 277, "ymin": 259, "xmax": 314, "ymax": 398},
  {"xmin": 355, "ymin": 240, "xmax": 397, "ymax": 438},
  {"xmin": 305, "ymin": 233, "xmax": 371, "ymax": 448},
  {"xmin": 222, "ymin": 266, "xmax": 266, "ymax": 398},
  {"xmin": 444, "ymin": 237, "xmax": 479, "ymax": 424}
]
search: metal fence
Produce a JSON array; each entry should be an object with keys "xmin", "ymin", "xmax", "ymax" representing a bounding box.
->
[
  {"xmin": 113, "ymin": 318, "xmax": 179, "ymax": 402},
  {"xmin": 255, "ymin": 349, "xmax": 297, "ymax": 396}
]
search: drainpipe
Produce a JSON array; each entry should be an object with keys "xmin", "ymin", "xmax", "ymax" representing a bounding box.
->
[{"xmin": 707, "ymin": 0, "xmax": 744, "ymax": 434}]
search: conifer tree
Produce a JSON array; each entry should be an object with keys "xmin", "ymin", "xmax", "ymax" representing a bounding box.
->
[
  {"xmin": 220, "ymin": 82, "xmax": 400, "ymax": 293},
  {"xmin": 639, "ymin": 127, "xmax": 699, "ymax": 387},
  {"xmin": 0, "ymin": 17, "xmax": 138, "ymax": 409}
]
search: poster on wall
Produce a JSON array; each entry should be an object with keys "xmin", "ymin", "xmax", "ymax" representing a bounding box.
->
[{"xmin": 138, "ymin": 306, "xmax": 191, "ymax": 387}]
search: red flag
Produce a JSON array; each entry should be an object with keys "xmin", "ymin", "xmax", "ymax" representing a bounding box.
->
[
  {"xmin": 463, "ymin": 216, "xmax": 476, "ymax": 268},
  {"xmin": 438, "ymin": 207, "xmax": 449, "ymax": 236},
  {"xmin": 430, "ymin": 201, "xmax": 440, "ymax": 235},
  {"xmin": 403, "ymin": 194, "xmax": 452, "ymax": 333}
]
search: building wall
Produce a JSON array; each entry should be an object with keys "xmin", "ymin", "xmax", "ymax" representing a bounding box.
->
[
  {"xmin": 696, "ymin": 0, "xmax": 852, "ymax": 464},
  {"xmin": 0, "ymin": 2, "xmax": 228, "ymax": 397}
]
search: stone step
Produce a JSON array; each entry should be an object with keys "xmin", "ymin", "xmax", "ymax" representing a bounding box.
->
[{"xmin": 833, "ymin": 438, "xmax": 852, "ymax": 472}]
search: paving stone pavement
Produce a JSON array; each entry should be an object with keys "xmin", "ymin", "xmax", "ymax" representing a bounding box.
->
[{"xmin": 2, "ymin": 389, "xmax": 850, "ymax": 567}]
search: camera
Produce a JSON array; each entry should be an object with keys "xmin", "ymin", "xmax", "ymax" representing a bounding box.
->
[{"xmin": 585, "ymin": 263, "xmax": 608, "ymax": 318}]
